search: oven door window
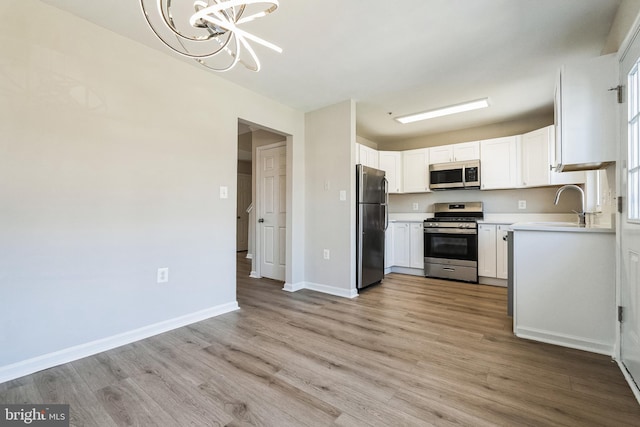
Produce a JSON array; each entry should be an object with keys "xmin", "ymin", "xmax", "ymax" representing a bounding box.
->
[{"xmin": 424, "ymin": 232, "xmax": 477, "ymax": 261}]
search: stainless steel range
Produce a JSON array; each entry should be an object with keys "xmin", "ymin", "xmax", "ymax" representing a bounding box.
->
[{"xmin": 423, "ymin": 202, "xmax": 483, "ymax": 283}]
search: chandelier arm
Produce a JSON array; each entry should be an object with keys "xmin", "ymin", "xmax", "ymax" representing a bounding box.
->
[
  {"xmin": 140, "ymin": 0, "xmax": 233, "ymax": 58},
  {"xmin": 140, "ymin": 0, "xmax": 280, "ymax": 72},
  {"xmin": 197, "ymin": 32, "xmax": 243, "ymax": 72},
  {"xmin": 236, "ymin": 32, "xmax": 261, "ymax": 72},
  {"xmin": 191, "ymin": 9, "xmax": 281, "ymax": 52}
]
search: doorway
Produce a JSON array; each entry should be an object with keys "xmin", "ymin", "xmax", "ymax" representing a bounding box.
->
[{"xmin": 236, "ymin": 120, "xmax": 288, "ymax": 283}]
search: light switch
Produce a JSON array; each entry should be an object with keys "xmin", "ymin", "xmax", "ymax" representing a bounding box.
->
[
  {"xmin": 220, "ymin": 186, "xmax": 228, "ymax": 199},
  {"xmin": 339, "ymin": 190, "xmax": 346, "ymax": 201}
]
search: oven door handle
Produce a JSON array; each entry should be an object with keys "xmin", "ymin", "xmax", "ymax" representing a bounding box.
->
[{"xmin": 423, "ymin": 228, "xmax": 477, "ymax": 234}]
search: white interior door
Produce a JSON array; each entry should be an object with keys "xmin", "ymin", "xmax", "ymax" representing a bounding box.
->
[
  {"xmin": 257, "ymin": 143, "xmax": 286, "ymax": 281},
  {"xmin": 620, "ymin": 31, "xmax": 640, "ymax": 391},
  {"xmin": 236, "ymin": 173, "xmax": 251, "ymax": 252}
]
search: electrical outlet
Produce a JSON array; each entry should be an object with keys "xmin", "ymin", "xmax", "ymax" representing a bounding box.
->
[
  {"xmin": 323, "ymin": 249, "xmax": 330, "ymax": 260},
  {"xmin": 157, "ymin": 267, "xmax": 169, "ymax": 283},
  {"xmin": 412, "ymin": 203, "xmax": 419, "ymax": 211},
  {"xmin": 518, "ymin": 200, "xmax": 527, "ymax": 210}
]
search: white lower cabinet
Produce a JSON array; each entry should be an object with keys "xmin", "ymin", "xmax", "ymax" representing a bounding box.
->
[
  {"xmin": 478, "ymin": 224, "xmax": 497, "ymax": 277},
  {"xmin": 392, "ymin": 223, "xmax": 410, "ymax": 267},
  {"xmin": 388, "ymin": 222, "xmax": 424, "ymax": 274},
  {"xmin": 384, "ymin": 225, "xmax": 394, "ymax": 270},
  {"xmin": 409, "ymin": 223, "xmax": 424, "ymax": 269},
  {"xmin": 478, "ymin": 223, "xmax": 509, "ymax": 285},
  {"xmin": 496, "ymin": 225, "xmax": 509, "ymax": 280}
]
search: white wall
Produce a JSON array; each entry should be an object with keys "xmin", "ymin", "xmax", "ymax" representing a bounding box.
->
[
  {"xmin": 304, "ymin": 101, "xmax": 357, "ymax": 297},
  {"xmin": 0, "ymin": 0, "xmax": 304, "ymax": 379}
]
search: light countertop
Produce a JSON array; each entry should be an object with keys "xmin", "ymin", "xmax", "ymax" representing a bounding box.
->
[{"xmin": 510, "ymin": 222, "xmax": 614, "ymax": 233}]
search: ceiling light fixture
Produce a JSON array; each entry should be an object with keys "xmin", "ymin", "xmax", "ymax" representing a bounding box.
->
[
  {"xmin": 395, "ymin": 98, "xmax": 490, "ymax": 124},
  {"xmin": 139, "ymin": 0, "xmax": 282, "ymax": 72}
]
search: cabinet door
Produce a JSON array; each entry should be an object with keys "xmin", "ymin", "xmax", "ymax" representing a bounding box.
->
[
  {"xmin": 520, "ymin": 127, "xmax": 550, "ymax": 187},
  {"xmin": 556, "ymin": 53, "xmax": 617, "ymax": 170},
  {"xmin": 359, "ymin": 144, "xmax": 379, "ymax": 169},
  {"xmin": 379, "ymin": 151, "xmax": 402, "ymax": 193},
  {"xmin": 403, "ymin": 149, "xmax": 430, "ymax": 193},
  {"xmin": 548, "ymin": 128, "xmax": 586, "ymax": 185},
  {"xmin": 429, "ymin": 146, "xmax": 452, "ymax": 164},
  {"xmin": 496, "ymin": 225, "xmax": 509, "ymax": 279},
  {"xmin": 478, "ymin": 224, "xmax": 497, "ymax": 277},
  {"xmin": 409, "ymin": 223, "xmax": 424, "ymax": 269},
  {"xmin": 480, "ymin": 136, "xmax": 519, "ymax": 190},
  {"xmin": 392, "ymin": 223, "xmax": 410, "ymax": 267},
  {"xmin": 385, "ymin": 224, "xmax": 394, "ymax": 268},
  {"xmin": 453, "ymin": 141, "xmax": 480, "ymax": 161}
]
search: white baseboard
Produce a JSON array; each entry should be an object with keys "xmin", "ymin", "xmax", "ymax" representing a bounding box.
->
[
  {"xmin": 389, "ymin": 266, "xmax": 424, "ymax": 276},
  {"xmin": 616, "ymin": 359, "xmax": 640, "ymax": 405},
  {"xmin": 478, "ymin": 276, "xmax": 507, "ymax": 287},
  {"xmin": 282, "ymin": 281, "xmax": 358, "ymax": 298},
  {"xmin": 249, "ymin": 271, "xmax": 260, "ymax": 278},
  {"xmin": 515, "ymin": 326, "xmax": 614, "ymax": 356},
  {"xmin": 0, "ymin": 301, "xmax": 239, "ymax": 384},
  {"xmin": 283, "ymin": 282, "xmax": 305, "ymax": 292}
]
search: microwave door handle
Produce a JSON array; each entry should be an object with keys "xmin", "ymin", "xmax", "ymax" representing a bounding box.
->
[{"xmin": 462, "ymin": 165, "xmax": 466, "ymax": 188}]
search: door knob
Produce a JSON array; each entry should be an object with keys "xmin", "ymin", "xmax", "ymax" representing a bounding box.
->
[{"xmin": 258, "ymin": 218, "xmax": 264, "ymax": 223}]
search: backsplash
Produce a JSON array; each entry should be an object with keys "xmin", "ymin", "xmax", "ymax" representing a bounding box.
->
[{"xmin": 388, "ymin": 186, "xmax": 582, "ymax": 214}]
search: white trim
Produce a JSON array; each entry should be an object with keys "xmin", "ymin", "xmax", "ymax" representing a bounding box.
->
[
  {"xmin": 389, "ymin": 266, "xmax": 424, "ymax": 276},
  {"xmin": 285, "ymin": 281, "xmax": 358, "ymax": 299},
  {"xmin": 245, "ymin": 253, "xmax": 253, "ymax": 259},
  {"xmin": 617, "ymin": 359, "xmax": 640, "ymax": 405},
  {"xmin": 282, "ymin": 281, "xmax": 305, "ymax": 292},
  {"xmin": 0, "ymin": 301, "xmax": 239, "ymax": 384},
  {"xmin": 478, "ymin": 276, "xmax": 508, "ymax": 287},
  {"xmin": 515, "ymin": 326, "xmax": 614, "ymax": 356},
  {"xmin": 249, "ymin": 271, "xmax": 260, "ymax": 278}
]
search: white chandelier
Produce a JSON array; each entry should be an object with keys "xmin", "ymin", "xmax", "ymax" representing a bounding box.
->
[{"xmin": 139, "ymin": 0, "xmax": 282, "ymax": 72}]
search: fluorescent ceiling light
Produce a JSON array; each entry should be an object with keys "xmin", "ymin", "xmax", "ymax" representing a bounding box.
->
[{"xmin": 395, "ymin": 98, "xmax": 490, "ymax": 124}]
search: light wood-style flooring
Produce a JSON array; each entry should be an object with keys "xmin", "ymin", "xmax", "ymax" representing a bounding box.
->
[{"xmin": 1, "ymin": 253, "xmax": 639, "ymax": 426}]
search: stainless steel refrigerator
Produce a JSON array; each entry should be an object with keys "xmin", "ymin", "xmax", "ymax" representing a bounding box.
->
[{"xmin": 356, "ymin": 164, "xmax": 388, "ymax": 289}]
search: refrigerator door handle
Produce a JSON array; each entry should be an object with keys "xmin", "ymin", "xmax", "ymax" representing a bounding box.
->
[{"xmin": 383, "ymin": 177, "xmax": 389, "ymax": 231}]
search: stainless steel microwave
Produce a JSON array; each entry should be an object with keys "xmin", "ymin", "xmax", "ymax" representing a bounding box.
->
[{"xmin": 429, "ymin": 160, "xmax": 480, "ymax": 190}]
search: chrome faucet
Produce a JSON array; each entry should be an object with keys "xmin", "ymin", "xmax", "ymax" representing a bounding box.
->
[{"xmin": 553, "ymin": 184, "xmax": 586, "ymax": 227}]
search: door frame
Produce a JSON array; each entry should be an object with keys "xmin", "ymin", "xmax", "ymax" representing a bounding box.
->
[
  {"xmin": 616, "ymin": 12, "xmax": 640, "ymax": 404},
  {"xmin": 254, "ymin": 140, "xmax": 287, "ymax": 280}
]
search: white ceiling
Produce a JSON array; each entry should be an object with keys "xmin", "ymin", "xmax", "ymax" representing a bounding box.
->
[{"xmin": 40, "ymin": 0, "xmax": 622, "ymax": 144}]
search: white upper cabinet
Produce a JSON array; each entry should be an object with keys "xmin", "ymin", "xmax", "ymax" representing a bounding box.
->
[
  {"xmin": 403, "ymin": 148, "xmax": 430, "ymax": 193},
  {"xmin": 520, "ymin": 125, "xmax": 585, "ymax": 187},
  {"xmin": 429, "ymin": 141, "xmax": 480, "ymax": 164},
  {"xmin": 480, "ymin": 136, "xmax": 519, "ymax": 190},
  {"xmin": 378, "ymin": 151, "xmax": 403, "ymax": 193},
  {"xmin": 554, "ymin": 53, "xmax": 617, "ymax": 171},
  {"xmin": 520, "ymin": 127, "xmax": 552, "ymax": 187},
  {"xmin": 357, "ymin": 143, "xmax": 379, "ymax": 169},
  {"xmin": 453, "ymin": 141, "xmax": 480, "ymax": 161}
]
